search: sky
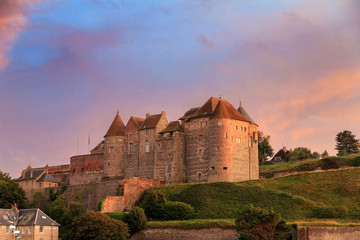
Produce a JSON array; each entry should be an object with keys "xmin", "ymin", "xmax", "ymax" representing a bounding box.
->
[{"xmin": 0, "ymin": 0, "xmax": 359, "ymax": 178}]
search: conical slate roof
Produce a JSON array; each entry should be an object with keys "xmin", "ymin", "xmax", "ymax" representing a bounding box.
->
[
  {"xmin": 237, "ymin": 103, "xmax": 257, "ymax": 125},
  {"xmin": 104, "ymin": 111, "xmax": 125, "ymax": 137}
]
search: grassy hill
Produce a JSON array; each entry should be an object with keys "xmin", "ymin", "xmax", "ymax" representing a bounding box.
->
[
  {"xmin": 141, "ymin": 155, "xmax": 360, "ymax": 221},
  {"xmin": 260, "ymin": 155, "xmax": 360, "ymax": 178}
]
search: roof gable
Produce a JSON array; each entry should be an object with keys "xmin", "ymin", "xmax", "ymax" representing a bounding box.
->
[
  {"xmin": 125, "ymin": 116, "xmax": 145, "ymax": 132},
  {"xmin": 104, "ymin": 112, "xmax": 125, "ymax": 137},
  {"xmin": 140, "ymin": 114, "xmax": 162, "ymax": 129},
  {"xmin": 159, "ymin": 121, "xmax": 184, "ymax": 134}
]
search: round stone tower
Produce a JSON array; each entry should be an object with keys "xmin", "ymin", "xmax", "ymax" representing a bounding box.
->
[{"xmin": 103, "ymin": 110, "xmax": 127, "ymax": 177}]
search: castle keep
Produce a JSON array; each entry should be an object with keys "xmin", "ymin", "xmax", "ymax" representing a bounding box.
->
[{"xmin": 69, "ymin": 96, "xmax": 259, "ymax": 185}]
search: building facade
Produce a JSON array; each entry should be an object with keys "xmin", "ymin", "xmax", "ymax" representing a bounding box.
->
[{"xmin": 68, "ymin": 96, "xmax": 259, "ymax": 185}]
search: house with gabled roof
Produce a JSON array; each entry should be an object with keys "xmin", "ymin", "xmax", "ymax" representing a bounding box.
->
[{"xmin": 0, "ymin": 206, "xmax": 59, "ymax": 240}]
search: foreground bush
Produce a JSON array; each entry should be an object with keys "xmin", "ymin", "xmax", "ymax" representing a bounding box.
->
[
  {"xmin": 140, "ymin": 189, "xmax": 166, "ymax": 219},
  {"xmin": 162, "ymin": 201, "xmax": 195, "ymax": 220},
  {"xmin": 235, "ymin": 205, "xmax": 293, "ymax": 240},
  {"xmin": 72, "ymin": 211, "xmax": 129, "ymax": 240},
  {"xmin": 126, "ymin": 207, "xmax": 147, "ymax": 235}
]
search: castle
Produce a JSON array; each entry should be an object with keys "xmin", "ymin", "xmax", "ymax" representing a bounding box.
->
[{"xmin": 69, "ymin": 96, "xmax": 259, "ymax": 185}]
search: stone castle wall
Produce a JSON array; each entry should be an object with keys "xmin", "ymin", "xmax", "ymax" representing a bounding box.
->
[
  {"xmin": 124, "ymin": 119, "xmax": 141, "ymax": 178},
  {"xmin": 154, "ymin": 132, "xmax": 185, "ymax": 184},
  {"xmin": 70, "ymin": 153, "xmax": 104, "ymax": 185},
  {"xmin": 103, "ymin": 135, "xmax": 126, "ymax": 177}
]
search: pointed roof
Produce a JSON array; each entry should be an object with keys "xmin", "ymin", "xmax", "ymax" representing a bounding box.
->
[
  {"xmin": 91, "ymin": 140, "xmax": 105, "ymax": 153},
  {"xmin": 159, "ymin": 121, "xmax": 184, "ymax": 134},
  {"xmin": 140, "ymin": 113, "xmax": 162, "ymax": 129},
  {"xmin": 237, "ymin": 102, "xmax": 257, "ymax": 125},
  {"xmin": 180, "ymin": 97, "xmax": 251, "ymax": 122},
  {"xmin": 131, "ymin": 116, "xmax": 145, "ymax": 127},
  {"xmin": 104, "ymin": 111, "xmax": 125, "ymax": 137},
  {"xmin": 37, "ymin": 173, "xmax": 60, "ymax": 183},
  {"xmin": 212, "ymin": 99, "xmax": 251, "ymax": 122}
]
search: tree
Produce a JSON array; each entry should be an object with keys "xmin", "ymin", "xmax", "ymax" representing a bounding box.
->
[
  {"xmin": 0, "ymin": 171, "xmax": 28, "ymax": 209},
  {"xmin": 31, "ymin": 191, "xmax": 47, "ymax": 211},
  {"xmin": 312, "ymin": 152, "xmax": 320, "ymax": 159},
  {"xmin": 126, "ymin": 206, "xmax": 147, "ymax": 235},
  {"xmin": 60, "ymin": 202, "xmax": 85, "ymax": 240},
  {"xmin": 139, "ymin": 189, "xmax": 166, "ymax": 219},
  {"xmin": 321, "ymin": 150, "xmax": 329, "ymax": 158},
  {"xmin": 335, "ymin": 130, "xmax": 359, "ymax": 156},
  {"xmin": 47, "ymin": 194, "xmax": 66, "ymax": 224},
  {"xmin": 235, "ymin": 205, "xmax": 293, "ymax": 240},
  {"xmin": 285, "ymin": 147, "xmax": 312, "ymax": 162},
  {"xmin": 72, "ymin": 211, "xmax": 129, "ymax": 240},
  {"xmin": 258, "ymin": 131, "xmax": 274, "ymax": 164}
]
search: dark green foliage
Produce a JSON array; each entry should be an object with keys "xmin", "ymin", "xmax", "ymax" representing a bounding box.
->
[
  {"xmin": 0, "ymin": 171, "xmax": 28, "ymax": 209},
  {"xmin": 125, "ymin": 207, "xmax": 147, "ymax": 234},
  {"xmin": 285, "ymin": 147, "xmax": 312, "ymax": 162},
  {"xmin": 336, "ymin": 130, "xmax": 360, "ymax": 156},
  {"xmin": 139, "ymin": 189, "xmax": 166, "ymax": 219},
  {"xmin": 235, "ymin": 205, "xmax": 293, "ymax": 240},
  {"xmin": 116, "ymin": 183, "xmax": 124, "ymax": 196},
  {"xmin": 258, "ymin": 131, "xmax": 274, "ymax": 164},
  {"xmin": 312, "ymin": 151, "xmax": 320, "ymax": 159},
  {"xmin": 97, "ymin": 197, "xmax": 107, "ymax": 211},
  {"xmin": 308, "ymin": 207, "xmax": 346, "ymax": 219},
  {"xmin": 162, "ymin": 201, "xmax": 195, "ymax": 220},
  {"xmin": 31, "ymin": 191, "xmax": 47, "ymax": 211},
  {"xmin": 105, "ymin": 212, "xmax": 128, "ymax": 222},
  {"xmin": 354, "ymin": 156, "xmax": 360, "ymax": 167},
  {"xmin": 61, "ymin": 202, "xmax": 85, "ymax": 240},
  {"xmin": 321, "ymin": 150, "xmax": 329, "ymax": 158},
  {"xmin": 47, "ymin": 194, "xmax": 66, "ymax": 224},
  {"xmin": 72, "ymin": 211, "xmax": 129, "ymax": 240}
]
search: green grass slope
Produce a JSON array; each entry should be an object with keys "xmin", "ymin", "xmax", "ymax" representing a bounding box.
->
[
  {"xmin": 142, "ymin": 164, "xmax": 360, "ymax": 221},
  {"xmin": 260, "ymin": 154, "xmax": 360, "ymax": 178}
]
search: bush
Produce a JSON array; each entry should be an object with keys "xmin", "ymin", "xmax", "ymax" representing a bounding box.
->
[
  {"xmin": 126, "ymin": 207, "xmax": 147, "ymax": 234},
  {"xmin": 353, "ymin": 156, "xmax": 360, "ymax": 167},
  {"xmin": 235, "ymin": 205, "xmax": 293, "ymax": 240},
  {"xmin": 162, "ymin": 201, "xmax": 195, "ymax": 220},
  {"xmin": 105, "ymin": 212, "xmax": 127, "ymax": 222},
  {"xmin": 72, "ymin": 211, "xmax": 129, "ymax": 240},
  {"xmin": 139, "ymin": 189, "xmax": 166, "ymax": 219}
]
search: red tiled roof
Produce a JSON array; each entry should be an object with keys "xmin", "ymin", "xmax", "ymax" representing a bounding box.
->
[
  {"xmin": 180, "ymin": 97, "xmax": 251, "ymax": 122},
  {"xmin": 140, "ymin": 114, "xmax": 162, "ymax": 129},
  {"xmin": 159, "ymin": 121, "xmax": 184, "ymax": 134},
  {"xmin": 131, "ymin": 116, "xmax": 145, "ymax": 127},
  {"xmin": 213, "ymin": 99, "xmax": 251, "ymax": 122},
  {"xmin": 104, "ymin": 113, "xmax": 125, "ymax": 137}
]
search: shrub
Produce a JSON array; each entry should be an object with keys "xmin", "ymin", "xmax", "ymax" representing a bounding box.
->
[
  {"xmin": 105, "ymin": 212, "xmax": 127, "ymax": 222},
  {"xmin": 126, "ymin": 207, "xmax": 147, "ymax": 234},
  {"xmin": 139, "ymin": 189, "xmax": 166, "ymax": 219},
  {"xmin": 235, "ymin": 205, "xmax": 293, "ymax": 240},
  {"xmin": 72, "ymin": 211, "xmax": 129, "ymax": 240},
  {"xmin": 162, "ymin": 201, "xmax": 195, "ymax": 220},
  {"xmin": 97, "ymin": 197, "xmax": 107, "ymax": 211},
  {"xmin": 353, "ymin": 156, "xmax": 360, "ymax": 167}
]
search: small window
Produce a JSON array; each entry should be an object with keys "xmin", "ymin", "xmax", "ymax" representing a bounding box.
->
[
  {"xmin": 241, "ymin": 126, "xmax": 243, "ymax": 131},
  {"xmin": 216, "ymin": 147, "xmax": 220, "ymax": 151},
  {"xmin": 145, "ymin": 140, "xmax": 150, "ymax": 153},
  {"xmin": 89, "ymin": 166, "xmax": 92, "ymax": 171},
  {"xmin": 107, "ymin": 162, "xmax": 110, "ymax": 166},
  {"xmin": 194, "ymin": 122, "xmax": 197, "ymax": 129},
  {"xmin": 211, "ymin": 166, "xmax": 215, "ymax": 170},
  {"xmin": 199, "ymin": 135, "xmax": 204, "ymax": 142},
  {"xmin": 218, "ymin": 121, "xmax": 221, "ymax": 125},
  {"xmin": 96, "ymin": 165, "xmax": 100, "ymax": 170},
  {"xmin": 81, "ymin": 168, "xmax": 84, "ymax": 172},
  {"xmin": 39, "ymin": 183, "xmax": 42, "ymax": 187},
  {"xmin": 129, "ymin": 133, "xmax": 132, "ymax": 139},
  {"xmin": 200, "ymin": 122, "xmax": 203, "ymax": 127},
  {"xmin": 40, "ymin": 226, "xmax": 43, "ymax": 233},
  {"xmin": 199, "ymin": 149, "xmax": 202, "ymax": 155},
  {"xmin": 205, "ymin": 121, "xmax": 208, "ymax": 126},
  {"xmin": 236, "ymin": 126, "xmax": 238, "ymax": 130},
  {"xmin": 146, "ymin": 129, "xmax": 149, "ymax": 136},
  {"xmin": 225, "ymin": 133, "xmax": 228, "ymax": 139},
  {"xmin": 223, "ymin": 167, "xmax": 228, "ymax": 170},
  {"xmin": 244, "ymin": 127, "xmax": 247, "ymax": 132},
  {"xmin": 109, "ymin": 146, "xmax": 114, "ymax": 153},
  {"xmin": 129, "ymin": 143, "xmax": 133, "ymax": 154}
]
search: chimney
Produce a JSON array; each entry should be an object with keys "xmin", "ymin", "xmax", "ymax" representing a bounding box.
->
[
  {"xmin": 11, "ymin": 204, "xmax": 18, "ymax": 212},
  {"xmin": 161, "ymin": 111, "xmax": 166, "ymax": 116},
  {"xmin": 30, "ymin": 169, "xmax": 33, "ymax": 178},
  {"xmin": 146, "ymin": 113, "xmax": 150, "ymax": 118}
]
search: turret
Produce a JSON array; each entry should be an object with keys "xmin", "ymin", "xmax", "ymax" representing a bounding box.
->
[{"xmin": 103, "ymin": 110, "xmax": 127, "ymax": 177}]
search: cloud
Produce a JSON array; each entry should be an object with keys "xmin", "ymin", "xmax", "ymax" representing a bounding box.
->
[
  {"xmin": 196, "ymin": 34, "xmax": 214, "ymax": 48},
  {"xmin": 0, "ymin": 0, "xmax": 36, "ymax": 70}
]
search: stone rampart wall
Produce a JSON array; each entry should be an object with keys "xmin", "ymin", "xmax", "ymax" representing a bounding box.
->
[{"xmin": 296, "ymin": 226, "xmax": 360, "ymax": 240}]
